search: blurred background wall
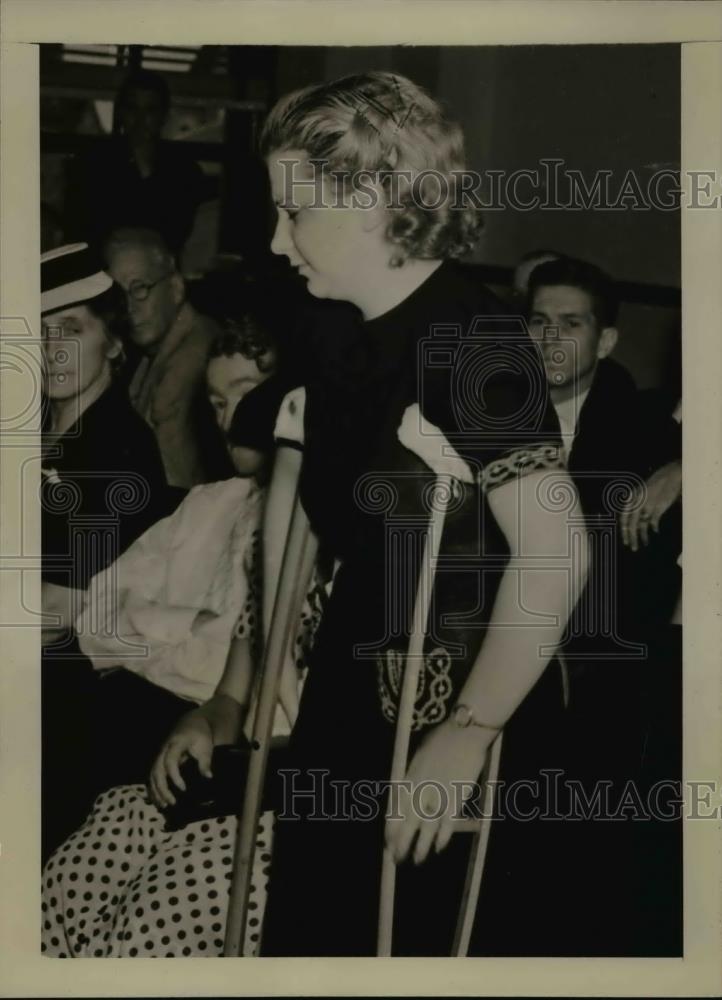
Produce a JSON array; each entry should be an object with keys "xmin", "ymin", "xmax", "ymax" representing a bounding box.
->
[{"xmin": 39, "ymin": 42, "xmax": 680, "ymax": 393}]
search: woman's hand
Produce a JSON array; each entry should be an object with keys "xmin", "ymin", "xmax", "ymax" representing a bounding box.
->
[
  {"xmin": 385, "ymin": 721, "xmax": 494, "ymax": 866},
  {"xmin": 149, "ymin": 711, "xmax": 214, "ymax": 809},
  {"xmin": 620, "ymin": 459, "xmax": 682, "ymax": 552},
  {"xmin": 149, "ymin": 692, "xmax": 245, "ymax": 808}
]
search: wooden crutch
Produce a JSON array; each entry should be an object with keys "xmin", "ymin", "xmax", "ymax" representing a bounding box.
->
[
  {"xmin": 451, "ymin": 729, "xmax": 504, "ymax": 956},
  {"xmin": 377, "ymin": 471, "xmax": 505, "ymax": 957},
  {"xmin": 223, "ymin": 477, "xmax": 318, "ymax": 957},
  {"xmin": 377, "ymin": 473, "xmax": 452, "ymax": 957}
]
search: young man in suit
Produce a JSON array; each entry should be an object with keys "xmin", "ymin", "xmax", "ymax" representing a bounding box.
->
[{"xmin": 527, "ymin": 257, "xmax": 682, "ymax": 956}]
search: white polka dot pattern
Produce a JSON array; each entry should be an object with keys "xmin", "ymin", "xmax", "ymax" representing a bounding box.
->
[
  {"xmin": 41, "ymin": 518, "xmax": 329, "ymax": 958},
  {"xmin": 41, "ymin": 785, "xmax": 272, "ymax": 958}
]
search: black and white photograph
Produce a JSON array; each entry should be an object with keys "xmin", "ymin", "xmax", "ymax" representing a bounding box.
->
[{"xmin": 1, "ymin": 2, "xmax": 721, "ymax": 996}]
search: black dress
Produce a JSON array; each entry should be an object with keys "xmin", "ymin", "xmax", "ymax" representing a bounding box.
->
[
  {"xmin": 41, "ymin": 381, "xmax": 186, "ymax": 862},
  {"xmin": 261, "ymin": 262, "xmax": 571, "ymax": 956}
]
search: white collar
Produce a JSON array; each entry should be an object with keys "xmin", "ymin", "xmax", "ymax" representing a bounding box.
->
[{"xmin": 553, "ymin": 387, "xmax": 591, "ymax": 433}]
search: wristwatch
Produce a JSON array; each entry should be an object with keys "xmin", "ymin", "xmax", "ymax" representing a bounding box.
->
[{"xmin": 451, "ymin": 703, "xmax": 502, "ymax": 733}]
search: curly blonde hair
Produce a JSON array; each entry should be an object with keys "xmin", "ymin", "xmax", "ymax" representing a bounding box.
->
[{"xmin": 259, "ymin": 71, "xmax": 483, "ymax": 267}]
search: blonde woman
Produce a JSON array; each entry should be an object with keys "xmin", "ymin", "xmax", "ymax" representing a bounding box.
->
[{"xmin": 257, "ymin": 73, "xmax": 589, "ymax": 956}]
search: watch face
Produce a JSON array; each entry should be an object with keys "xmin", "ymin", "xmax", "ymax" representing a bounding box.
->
[{"xmin": 454, "ymin": 705, "xmax": 472, "ymax": 727}]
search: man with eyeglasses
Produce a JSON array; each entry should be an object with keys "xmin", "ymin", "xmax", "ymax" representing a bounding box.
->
[{"xmin": 105, "ymin": 226, "xmax": 223, "ymax": 488}]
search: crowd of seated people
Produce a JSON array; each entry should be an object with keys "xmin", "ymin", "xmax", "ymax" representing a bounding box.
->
[
  {"xmin": 41, "ymin": 283, "xmax": 319, "ymax": 956},
  {"xmin": 39, "ymin": 238, "xmax": 308, "ymax": 859},
  {"xmin": 40, "ymin": 240, "xmax": 683, "ymax": 959},
  {"xmin": 39, "ymin": 69, "xmax": 682, "ymax": 964}
]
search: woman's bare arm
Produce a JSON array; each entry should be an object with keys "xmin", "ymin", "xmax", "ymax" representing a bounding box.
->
[
  {"xmin": 456, "ymin": 466, "xmax": 589, "ymax": 726},
  {"xmin": 261, "ymin": 443, "xmax": 312, "ymax": 725},
  {"xmin": 149, "ymin": 635, "xmax": 254, "ymax": 806},
  {"xmin": 390, "ymin": 467, "xmax": 589, "ymax": 864},
  {"xmin": 262, "ymin": 445, "xmax": 304, "ymax": 643}
]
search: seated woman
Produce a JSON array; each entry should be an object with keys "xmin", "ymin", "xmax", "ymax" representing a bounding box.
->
[
  {"xmin": 41, "ymin": 243, "xmax": 170, "ymax": 860},
  {"xmin": 41, "ymin": 320, "xmax": 320, "ymax": 958},
  {"xmin": 41, "ymin": 242, "xmax": 169, "ymax": 635},
  {"xmin": 72, "ymin": 315, "xmax": 284, "ymax": 792}
]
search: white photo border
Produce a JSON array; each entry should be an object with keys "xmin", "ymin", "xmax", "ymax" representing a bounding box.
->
[{"xmin": 1, "ymin": 2, "xmax": 720, "ymax": 996}]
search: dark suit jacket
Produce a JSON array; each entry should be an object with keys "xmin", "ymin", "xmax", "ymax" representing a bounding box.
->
[
  {"xmin": 560, "ymin": 358, "xmax": 682, "ymax": 794},
  {"xmin": 564, "ymin": 358, "xmax": 681, "ymax": 658},
  {"xmin": 127, "ymin": 302, "xmax": 227, "ymax": 488}
]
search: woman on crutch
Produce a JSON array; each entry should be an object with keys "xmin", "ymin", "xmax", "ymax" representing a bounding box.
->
[{"xmin": 259, "ymin": 71, "xmax": 589, "ymax": 957}]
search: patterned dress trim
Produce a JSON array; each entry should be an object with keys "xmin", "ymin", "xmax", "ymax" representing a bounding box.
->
[
  {"xmin": 478, "ymin": 442, "xmax": 567, "ymax": 495},
  {"xmin": 376, "ymin": 646, "xmax": 454, "ymax": 732}
]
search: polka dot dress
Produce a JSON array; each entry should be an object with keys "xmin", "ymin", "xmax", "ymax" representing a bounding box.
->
[
  {"xmin": 41, "ymin": 533, "xmax": 330, "ymax": 958},
  {"xmin": 234, "ymin": 529, "xmax": 263, "ymax": 659},
  {"xmin": 41, "ymin": 784, "xmax": 273, "ymax": 958}
]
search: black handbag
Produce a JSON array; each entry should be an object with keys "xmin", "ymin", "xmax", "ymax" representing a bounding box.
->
[{"xmin": 163, "ymin": 736, "xmax": 289, "ymax": 832}]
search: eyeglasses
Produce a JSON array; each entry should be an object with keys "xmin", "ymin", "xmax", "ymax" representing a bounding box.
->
[{"xmin": 125, "ymin": 271, "xmax": 173, "ymax": 303}]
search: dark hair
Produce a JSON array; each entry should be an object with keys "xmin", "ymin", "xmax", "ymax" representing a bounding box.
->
[
  {"xmin": 527, "ymin": 257, "xmax": 619, "ymax": 328},
  {"xmin": 115, "ymin": 69, "xmax": 171, "ymax": 118},
  {"xmin": 209, "ymin": 314, "xmax": 277, "ymax": 374},
  {"xmin": 85, "ymin": 282, "xmax": 133, "ymax": 369},
  {"xmin": 226, "ymin": 373, "xmax": 290, "ymax": 455}
]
